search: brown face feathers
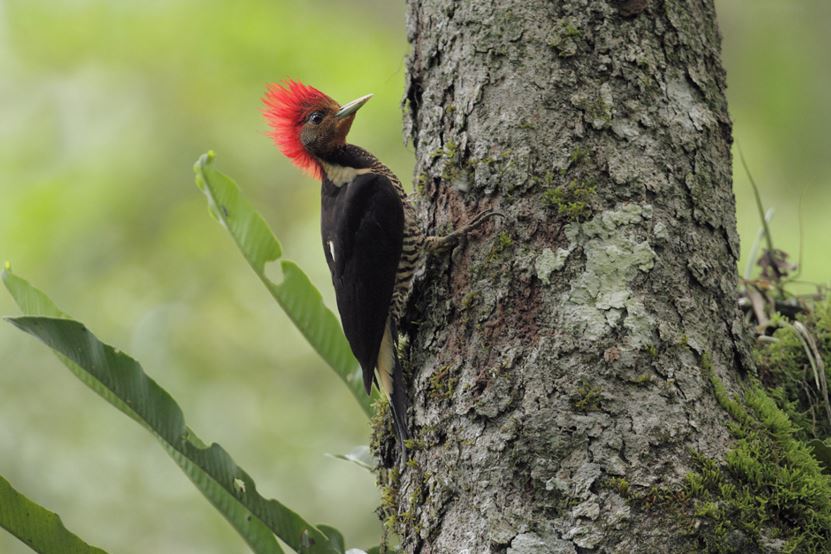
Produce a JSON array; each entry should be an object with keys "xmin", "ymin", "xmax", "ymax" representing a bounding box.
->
[{"xmin": 299, "ymin": 109, "xmax": 354, "ymax": 160}]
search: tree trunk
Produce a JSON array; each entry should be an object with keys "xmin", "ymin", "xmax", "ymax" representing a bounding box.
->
[{"xmin": 387, "ymin": 1, "xmax": 752, "ymax": 551}]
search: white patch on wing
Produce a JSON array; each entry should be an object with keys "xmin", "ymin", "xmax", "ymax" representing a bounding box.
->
[
  {"xmin": 328, "ymin": 240, "xmax": 336, "ymax": 262},
  {"xmin": 321, "ymin": 162, "xmax": 372, "ymax": 187}
]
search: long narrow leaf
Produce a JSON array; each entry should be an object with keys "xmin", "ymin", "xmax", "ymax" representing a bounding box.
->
[
  {"xmin": 1, "ymin": 268, "xmax": 341, "ymax": 554},
  {"xmin": 193, "ymin": 152, "xmax": 375, "ymax": 416},
  {"xmin": 0, "ymin": 473, "xmax": 107, "ymax": 554}
]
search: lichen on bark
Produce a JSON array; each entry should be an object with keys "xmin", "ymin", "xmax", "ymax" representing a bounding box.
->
[{"xmin": 559, "ymin": 203, "xmax": 657, "ymax": 347}]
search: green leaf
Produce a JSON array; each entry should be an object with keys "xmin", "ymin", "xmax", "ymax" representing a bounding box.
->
[
  {"xmin": 0, "ymin": 473, "xmax": 107, "ymax": 554},
  {"xmin": 193, "ymin": 152, "xmax": 376, "ymax": 416},
  {"xmin": 1, "ymin": 264, "xmax": 67, "ymax": 318},
  {"xmin": 327, "ymin": 445, "xmax": 376, "ymax": 472},
  {"xmin": 317, "ymin": 526, "xmax": 345, "ymax": 552},
  {"xmin": 1, "ymin": 268, "xmax": 342, "ymax": 554}
]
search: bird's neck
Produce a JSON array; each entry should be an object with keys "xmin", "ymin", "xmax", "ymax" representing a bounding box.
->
[{"xmin": 318, "ymin": 144, "xmax": 377, "ymax": 187}]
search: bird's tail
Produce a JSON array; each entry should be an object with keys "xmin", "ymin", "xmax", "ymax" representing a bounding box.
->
[{"xmin": 386, "ymin": 319, "xmax": 411, "ymax": 457}]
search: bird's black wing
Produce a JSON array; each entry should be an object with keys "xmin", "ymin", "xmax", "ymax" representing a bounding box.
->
[{"xmin": 331, "ymin": 172, "xmax": 404, "ymax": 394}]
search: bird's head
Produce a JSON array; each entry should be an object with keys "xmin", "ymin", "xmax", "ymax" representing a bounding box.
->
[{"xmin": 262, "ymin": 80, "xmax": 372, "ymax": 179}]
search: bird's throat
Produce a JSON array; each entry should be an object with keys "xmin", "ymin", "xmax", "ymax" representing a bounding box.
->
[{"xmin": 320, "ymin": 161, "xmax": 372, "ymax": 187}]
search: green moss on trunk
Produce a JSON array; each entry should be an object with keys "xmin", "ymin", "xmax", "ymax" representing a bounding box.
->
[
  {"xmin": 690, "ymin": 374, "xmax": 831, "ymax": 552},
  {"xmin": 637, "ymin": 302, "xmax": 831, "ymax": 553},
  {"xmin": 612, "ymin": 299, "xmax": 831, "ymax": 552}
]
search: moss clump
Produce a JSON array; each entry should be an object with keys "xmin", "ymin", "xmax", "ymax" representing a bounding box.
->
[
  {"xmin": 443, "ymin": 139, "xmax": 458, "ymax": 161},
  {"xmin": 755, "ymin": 300, "xmax": 831, "ymax": 441},
  {"xmin": 571, "ymin": 379, "xmax": 602, "ymax": 412},
  {"xmin": 568, "ymin": 146, "xmax": 588, "ymax": 167},
  {"xmin": 378, "ymin": 466, "xmax": 400, "ymax": 530},
  {"xmin": 485, "ymin": 231, "xmax": 514, "ymax": 264},
  {"xmin": 370, "ymin": 398, "xmax": 393, "ymax": 448},
  {"xmin": 402, "ymin": 437, "xmax": 426, "ymax": 451},
  {"xmin": 460, "ymin": 290, "xmax": 481, "ymax": 311},
  {"xmin": 684, "ymin": 373, "xmax": 831, "ymax": 552},
  {"xmin": 608, "ymin": 477, "xmax": 630, "ymax": 496},
  {"xmin": 547, "ymin": 19, "xmax": 580, "ymax": 58},
  {"xmin": 496, "ymin": 231, "xmax": 513, "ymax": 250},
  {"xmin": 700, "ymin": 350, "xmax": 714, "ymax": 372},
  {"xmin": 458, "ymin": 290, "xmax": 483, "ymax": 327},
  {"xmin": 466, "ymin": 149, "xmax": 513, "ymax": 171},
  {"xmin": 632, "ymin": 372, "xmax": 653, "ymax": 386},
  {"xmin": 402, "ymin": 473, "xmax": 425, "ymax": 525},
  {"xmin": 431, "ymin": 139, "xmax": 468, "ymax": 186},
  {"xmin": 542, "ymin": 179, "xmax": 596, "ymax": 221},
  {"xmin": 562, "ymin": 21, "xmax": 580, "ymax": 38},
  {"xmin": 428, "ymin": 364, "xmax": 459, "ymax": 401}
]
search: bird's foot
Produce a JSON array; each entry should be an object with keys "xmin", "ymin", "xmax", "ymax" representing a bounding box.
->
[{"xmin": 426, "ymin": 209, "xmax": 504, "ymax": 253}]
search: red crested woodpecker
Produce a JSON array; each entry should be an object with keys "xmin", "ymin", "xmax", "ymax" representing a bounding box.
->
[{"xmin": 262, "ymin": 81, "xmax": 496, "ymax": 452}]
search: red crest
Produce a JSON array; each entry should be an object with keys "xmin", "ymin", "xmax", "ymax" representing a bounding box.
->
[{"xmin": 262, "ymin": 80, "xmax": 335, "ymax": 179}]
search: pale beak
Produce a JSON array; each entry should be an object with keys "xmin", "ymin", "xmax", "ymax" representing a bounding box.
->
[{"xmin": 336, "ymin": 94, "xmax": 373, "ymax": 119}]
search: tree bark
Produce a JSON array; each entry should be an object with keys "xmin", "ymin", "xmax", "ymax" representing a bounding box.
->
[{"xmin": 388, "ymin": 1, "xmax": 752, "ymax": 551}]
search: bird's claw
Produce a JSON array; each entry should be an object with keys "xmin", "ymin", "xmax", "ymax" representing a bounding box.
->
[
  {"xmin": 466, "ymin": 209, "xmax": 505, "ymax": 229},
  {"xmin": 427, "ymin": 208, "xmax": 504, "ymax": 253}
]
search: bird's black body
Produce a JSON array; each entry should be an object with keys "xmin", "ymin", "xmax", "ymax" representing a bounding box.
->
[
  {"xmin": 321, "ymin": 172, "xmax": 402, "ymax": 390},
  {"xmin": 319, "ymin": 145, "xmax": 417, "ymax": 446}
]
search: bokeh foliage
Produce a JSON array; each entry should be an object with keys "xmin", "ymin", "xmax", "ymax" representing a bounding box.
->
[
  {"xmin": 1, "ymin": 1, "xmax": 409, "ymax": 552},
  {"xmin": 3, "ymin": 267, "xmax": 344, "ymax": 554},
  {"xmin": 0, "ymin": 1, "xmax": 829, "ymax": 553}
]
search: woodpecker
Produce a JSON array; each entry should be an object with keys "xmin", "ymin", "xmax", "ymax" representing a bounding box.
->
[{"xmin": 262, "ymin": 81, "xmax": 496, "ymax": 452}]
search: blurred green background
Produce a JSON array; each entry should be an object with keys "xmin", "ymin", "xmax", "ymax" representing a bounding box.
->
[{"xmin": 0, "ymin": 1, "xmax": 828, "ymax": 553}]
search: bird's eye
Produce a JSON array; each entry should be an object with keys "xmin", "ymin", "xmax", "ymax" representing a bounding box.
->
[{"xmin": 308, "ymin": 111, "xmax": 324, "ymax": 125}]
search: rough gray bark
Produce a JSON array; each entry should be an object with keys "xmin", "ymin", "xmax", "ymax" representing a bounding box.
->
[{"xmin": 385, "ymin": 1, "xmax": 752, "ymax": 552}]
